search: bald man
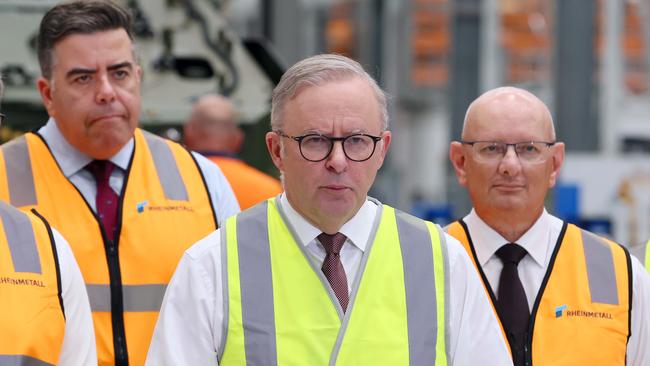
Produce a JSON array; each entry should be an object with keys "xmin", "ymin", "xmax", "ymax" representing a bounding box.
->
[
  {"xmin": 184, "ymin": 94, "xmax": 282, "ymax": 210},
  {"xmin": 447, "ymin": 87, "xmax": 650, "ymax": 365}
]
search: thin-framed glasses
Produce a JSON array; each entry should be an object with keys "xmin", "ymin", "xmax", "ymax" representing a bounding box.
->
[
  {"xmin": 277, "ymin": 131, "xmax": 382, "ymax": 162},
  {"xmin": 460, "ymin": 140, "xmax": 555, "ymax": 163}
]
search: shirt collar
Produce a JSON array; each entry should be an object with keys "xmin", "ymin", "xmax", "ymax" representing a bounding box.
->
[
  {"xmin": 38, "ymin": 117, "xmax": 134, "ymax": 177},
  {"xmin": 464, "ymin": 208, "xmax": 552, "ymax": 268},
  {"xmin": 278, "ymin": 193, "xmax": 378, "ymax": 252}
]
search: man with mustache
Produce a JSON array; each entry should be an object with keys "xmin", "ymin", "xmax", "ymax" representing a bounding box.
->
[
  {"xmin": 447, "ymin": 86, "xmax": 650, "ymax": 365},
  {"xmin": 0, "ymin": 1, "xmax": 239, "ymax": 365},
  {"xmin": 147, "ymin": 54, "xmax": 511, "ymax": 365}
]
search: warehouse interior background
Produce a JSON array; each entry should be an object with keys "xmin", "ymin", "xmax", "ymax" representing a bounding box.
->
[{"xmin": 0, "ymin": 0, "xmax": 649, "ymax": 246}]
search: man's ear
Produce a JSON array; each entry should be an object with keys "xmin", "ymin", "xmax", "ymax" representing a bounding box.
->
[
  {"xmin": 375, "ymin": 130, "xmax": 392, "ymax": 168},
  {"xmin": 449, "ymin": 141, "xmax": 469, "ymax": 187},
  {"xmin": 135, "ymin": 64, "xmax": 143, "ymax": 83},
  {"xmin": 266, "ymin": 131, "xmax": 283, "ymax": 171},
  {"xmin": 548, "ymin": 142, "xmax": 565, "ymax": 188},
  {"xmin": 37, "ymin": 77, "xmax": 55, "ymax": 117}
]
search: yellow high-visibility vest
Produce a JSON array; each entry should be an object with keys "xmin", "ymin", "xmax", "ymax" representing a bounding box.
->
[{"xmin": 220, "ymin": 199, "xmax": 449, "ymax": 365}]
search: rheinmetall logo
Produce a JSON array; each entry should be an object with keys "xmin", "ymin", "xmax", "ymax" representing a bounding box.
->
[
  {"xmin": 565, "ymin": 310, "xmax": 613, "ymax": 320},
  {"xmin": 555, "ymin": 304, "xmax": 613, "ymax": 320},
  {"xmin": 135, "ymin": 200, "xmax": 194, "ymax": 213}
]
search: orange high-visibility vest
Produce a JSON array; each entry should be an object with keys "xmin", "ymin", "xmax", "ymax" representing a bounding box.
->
[
  {"xmin": 206, "ymin": 155, "xmax": 282, "ymax": 210},
  {"xmin": 447, "ymin": 220, "xmax": 630, "ymax": 365},
  {"xmin": 0, "ymin": 202, "xmax": 64, "ymax": 365},
  {"xmin": 0, "ymin": 129, "xmax": 217, "ymax": 366}
]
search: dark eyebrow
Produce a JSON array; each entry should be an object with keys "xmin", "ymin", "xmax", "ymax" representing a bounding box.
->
[
  {"xmin": 66, "ymin": 67, "xmax": 97, "ymax": 79},
  {"xmin": 65, "ymin": 62, "xmax": 133, "ymax": 79},
  {"xmin": 107, "ymin": 61, "xmax": 133, "ymax": 72}
]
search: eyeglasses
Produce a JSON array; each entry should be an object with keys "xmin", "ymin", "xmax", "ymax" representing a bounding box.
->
[
  {"xmin": 460, "ymin": 140, "xmax": 555, "ymax": 163},
  {"xmin": 277, "ymin": 131, "xmax": 383, "ymax": 162}
]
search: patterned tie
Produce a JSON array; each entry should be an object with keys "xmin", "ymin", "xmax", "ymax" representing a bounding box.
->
[
  {"xmin": 318, "ymin": 232, "xmax": 349, "ymax": 312},
  {"xmin": 496, "ymin": 243, "xmax": 530, "ymax": 366},
  {"xmin": 86, "ymin": 160, "xmax": 119, "ymax": 241}
]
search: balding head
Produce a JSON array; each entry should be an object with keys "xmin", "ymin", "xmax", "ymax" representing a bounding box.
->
[
  {"xmin": 190, "ymin": 94, "xmax": 236, "ymax": 126},
  {"xmin": 449, "ymin": 86, "xmax": 565, "ymax": 242},
  {"xmin": 184, "ymin": 94, "xmax": 243, "ymax": 153},
  {"xmin": 462, "ymin": 86, "xmax": 555, "ymax": 141}
]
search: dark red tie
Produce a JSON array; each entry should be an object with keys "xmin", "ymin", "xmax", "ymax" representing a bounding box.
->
[
  {"xmin": 318, "ymin": 232, "xmax": 349, "ymax": 312},
  {"xmin": 496, "ymin": 243, "xmax": 530, "ymax": 366},
  {"xmin": 86, "ymin": 160, "xmax": 119, "ymax": 241}
]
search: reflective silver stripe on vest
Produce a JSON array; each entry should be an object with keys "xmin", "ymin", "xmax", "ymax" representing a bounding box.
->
[
  {"xmin": 0, "ymin": 202, "xmax": 41, "ymax": 274},
  {"xmin": 236, "ymin": 201, "xmax": 278, "ymax": 366},
  {"xmin": 581, "ymin": 230, "xmax": 619, "ymax": 305},
  {"xmin": 86, "ymin": 284, "xmax": 167, "ymax": 312},
  {"xmin": 2, "ymin": 136, "xmax": 37, "ymax": 207},
  {"xmin": 143, "ymin": 131, "xmax": 189, "ymax": 201},
  {"xmin": 395, "ymin": 210, "xmax": 438, "ymax": 365},
  {"xmin": 0, "ymin": 355, "xmax": 54, "ymax": 366},
  {"xmin": 440, "ymin": 225, "xmax": 451, "ymax": 357}
]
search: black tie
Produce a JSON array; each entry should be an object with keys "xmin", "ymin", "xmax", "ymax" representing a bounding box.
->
[{"xmin": 496, "ymin": 243, "xmax": 530, "ymax": 366}]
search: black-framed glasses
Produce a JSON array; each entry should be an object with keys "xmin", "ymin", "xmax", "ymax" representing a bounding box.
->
[
  {"xmin": 277, "ymin": 131, "xmax": 383, "ymax": 162},
  {"xmin": 460, "ymin": 140, "xmax": 556, "ymax": 163},
  {"xmin": 0, "ymin": 113, "xmax": 4, "ymax": 124}
]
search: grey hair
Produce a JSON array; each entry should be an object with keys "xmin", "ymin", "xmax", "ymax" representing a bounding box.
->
[{"xmin": 271, "ymin": 54, "xmax": 388, "ymax": 131}]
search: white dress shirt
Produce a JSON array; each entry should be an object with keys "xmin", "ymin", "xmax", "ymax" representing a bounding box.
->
[
  {"xmin": 146, "ymin": 194, "xmax": 513, "ymax": 366},
  {"xmin": 52, "ymin": 228, "xmax": 97, "ymax": 366},
  {"xmin": 38, "ymin": 118, "xmax": 240, "ymax": 224},
  {"xmin": 463, "ymin": 208, "xmax": 650, "ymax": 366}
]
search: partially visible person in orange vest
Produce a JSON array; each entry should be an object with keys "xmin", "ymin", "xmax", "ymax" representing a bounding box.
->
[
  {"xmin": 184, "ymin": 94, "xmax": 283, "ymax": 210},
  {"xmin": 447, "ymin": 86, "xmax": 650, "ymax": 366},
  {"xmin": 0, "ymin": 75, "xmax": 97, "ymax": 365}
]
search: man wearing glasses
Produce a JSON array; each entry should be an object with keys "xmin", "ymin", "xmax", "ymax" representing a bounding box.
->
[
  {"xmin": 448, "ymin": 87, "xmax": 650, "ymax": 366},
  {"xmin": 147, "ymin": 54, "xmax": 512, "ymax": 365}
]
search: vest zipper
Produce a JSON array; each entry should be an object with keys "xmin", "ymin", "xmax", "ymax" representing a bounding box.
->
[
  {"xmin": 104, "ymin": 237, "xmax": 129, "ymax": 366},
  {"xmin": 33, "ymin": 131, "xmax": 130, "ymax": 364}
]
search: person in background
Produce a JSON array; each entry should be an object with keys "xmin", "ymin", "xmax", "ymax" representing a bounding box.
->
[
  {"xmin": 0, "ymin": 2, "xmax": 239, "ymax": 365},
  {"xmin": 184, "ymin": 94, "xmax": 283, "ymax": 210},
  {"xmin": 0, "ymin": 77, "xmax": 96, "ymax": 365},
  {"xmin": 448, "ymin": 86, "xmax": 650, "ymax": 366},
  {"xmin": 146, "ymin": 54, "xmax": 512, "ymax": 365}
]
